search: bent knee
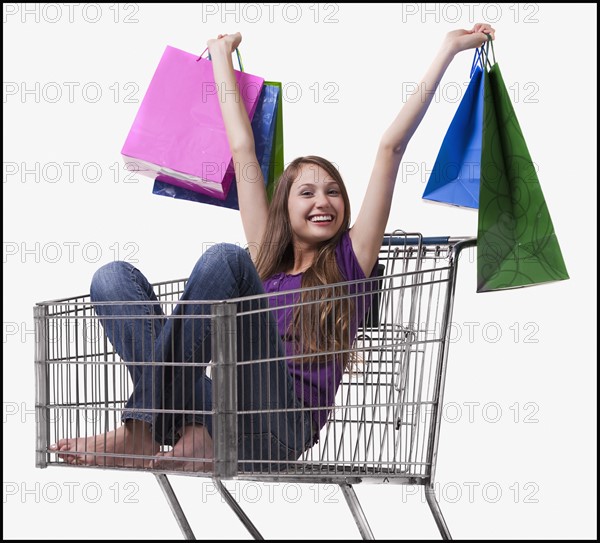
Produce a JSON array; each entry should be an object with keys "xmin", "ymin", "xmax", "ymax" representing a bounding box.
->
[
  {"xmin": 199, "ymin": 243, "xmax": 252, "ymax": 271},
  {"xmin": 90, "ymin": 261, "xmax": 133, "ymax": 301},
  {"xmin": 205, "ymin": 242, "xmax": 249, "ymax": 260}
]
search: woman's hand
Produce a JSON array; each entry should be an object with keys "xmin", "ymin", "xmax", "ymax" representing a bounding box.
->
[
  {"xmin": 207, "ymin": 32, "xmax": 242, "ymax": 56},
  {"xmin": 443, "ymin": 23, "xmax": 495, "ymax": 56},
  {"xmin": 204, "ymin": 30, "xmax": 268, "ymax": 257}
]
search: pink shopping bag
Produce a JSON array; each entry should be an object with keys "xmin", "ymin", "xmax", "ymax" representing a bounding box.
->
[{"xmin": 121, "ymin": 45, "xmax": 264, "ymax": 200}]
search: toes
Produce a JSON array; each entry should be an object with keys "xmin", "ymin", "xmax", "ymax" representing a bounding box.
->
[{"xmin": 53, "ymin": 438, "xmax": 70, "ymax": 449}]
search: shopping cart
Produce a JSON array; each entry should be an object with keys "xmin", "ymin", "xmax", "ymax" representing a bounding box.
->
[{"xmin": 34, "ymin": 231, "xmax": 475, "ymax": 540}]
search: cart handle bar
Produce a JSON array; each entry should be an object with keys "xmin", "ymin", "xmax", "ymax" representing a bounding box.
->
[{"xmin": 382, "ymin": 236, "xmax": 473, "ymax": 246}]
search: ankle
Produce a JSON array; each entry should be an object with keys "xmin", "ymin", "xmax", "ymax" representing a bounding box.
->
[{"xmin": 124, "ymin": 419, "xmax": 153, "ymax": 437}]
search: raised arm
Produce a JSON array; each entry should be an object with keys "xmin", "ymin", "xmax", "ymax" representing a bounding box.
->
[
  {"xmin": 207, "ymin": 33, "xmax": 269, "ymax": 261},
  {"xmin": 349, "ymin": 23, "xmax": 496, "ymax": 276}
]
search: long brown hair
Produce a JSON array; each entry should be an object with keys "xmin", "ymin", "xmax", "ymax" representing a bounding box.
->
[{"xmin": 255, "ymin": 156, "xmax": 355, "ymax": 368}]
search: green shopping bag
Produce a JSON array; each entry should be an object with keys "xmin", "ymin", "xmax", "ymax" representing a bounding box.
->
[
  {"xmin": 477, "ymin": 40, "xmax": 569, "ymax": 292},
  {"xmin": 265, "ymin": 80, "xmax": 284, "ymax": 202}
]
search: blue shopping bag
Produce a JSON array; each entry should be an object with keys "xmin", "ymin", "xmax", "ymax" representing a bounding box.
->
[
  {"xmin": 422, "ymin": 47, "xmax": 486, "ymax": 208},
  {"xmin": 152, "ymin": 81, "xmax": 281, "ymax": 209}
]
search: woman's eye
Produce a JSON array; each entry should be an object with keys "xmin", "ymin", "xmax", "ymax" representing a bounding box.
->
[
  {"xmin": 328, "ymin": 190, "xmax": 339, "ymax": 195},
  {"xmin": 301, "ymin": 191, "xmax": 313, "ymax": 196}
]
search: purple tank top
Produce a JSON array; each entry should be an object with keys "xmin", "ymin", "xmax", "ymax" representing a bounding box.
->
[{"xmin": 262, "ymin": 229, "xmax": 378, "ymax": 438}]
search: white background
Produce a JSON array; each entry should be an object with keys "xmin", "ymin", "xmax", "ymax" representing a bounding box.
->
[{"xmin": 3, "ymin": 3, "xmax": 597, "ymax": 540}]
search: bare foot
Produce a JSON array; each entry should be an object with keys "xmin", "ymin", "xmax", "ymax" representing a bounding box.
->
[
  {"xmin": 49, "ymin": 420, "xmax": 160, "ymax": 468},
  {"xmin": 152, "ymin": 424, "xmax": 214, "ymax": 472}
]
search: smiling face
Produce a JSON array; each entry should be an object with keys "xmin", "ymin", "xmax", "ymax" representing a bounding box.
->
[{"xmin": 287, "ymin": 163, "xmax": 346, "ymax": 249}]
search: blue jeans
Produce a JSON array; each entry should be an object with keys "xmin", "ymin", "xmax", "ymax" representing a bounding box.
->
[{"xmin": 90, "ymin": 243, "xmax": 314, "ymax": 467}]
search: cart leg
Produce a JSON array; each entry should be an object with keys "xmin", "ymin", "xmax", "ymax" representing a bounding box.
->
[
  {"xmin": 154, "ymin": 474, "xmax": 196, "ymax": 540},
  {"xmin": 425, "ymin": 485, "xmax": 452, "ymax": 540},
  {"xmin": 213, "ymin": 478, "xmax": 264, "ymax": 540},
  {"xmin": 340, "ymin": 483, "xmax": 374, "ymax": 540}
]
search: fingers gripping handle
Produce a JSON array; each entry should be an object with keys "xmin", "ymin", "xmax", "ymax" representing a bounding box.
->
[{"xmin": 470, "ymin": 33, "xmax": 496, "ymax": 76}]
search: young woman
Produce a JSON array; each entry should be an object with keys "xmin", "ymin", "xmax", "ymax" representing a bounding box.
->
[{"xmin": 51, "ymin": 24, "xmax": 495, "ymax": 471}]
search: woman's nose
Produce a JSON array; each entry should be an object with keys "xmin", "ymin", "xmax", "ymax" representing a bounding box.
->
[{"xmin": 315, "ymin": 194, "xmax": 330, "ymax": 209}]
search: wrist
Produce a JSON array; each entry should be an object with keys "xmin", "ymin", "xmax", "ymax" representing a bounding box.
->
[
  {"xmin": 439, "ymin": 38, "xmax": 459, "ymax": 59},
  {"xmin": 207, "ymin": 40, "xmax": 233, "ymax": 58}
]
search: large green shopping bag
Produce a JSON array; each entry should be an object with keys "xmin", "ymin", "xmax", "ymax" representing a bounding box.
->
[
  {"xmin": 477, "ymin": 42, "xmax": 569, "ymax": 292},
  {"xmin": 266, "ymin": 80, "xmax": 284, "ymax": 202}
]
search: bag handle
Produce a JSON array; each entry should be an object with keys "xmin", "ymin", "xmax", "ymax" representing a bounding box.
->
[
  {"xmin": 470, "ymin": 47, "xmax": 484, "ymax": 76},
  {"xmin": 470, "ymin": 33, "xmax": 496, "ymax": 76},
  {"xmin": 484, "ymin": 33, "xmax": 496, "ymax": 66},
  {"xmin": 197, "ymin": 47, "xmax": 244, "ymax": 72}
]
